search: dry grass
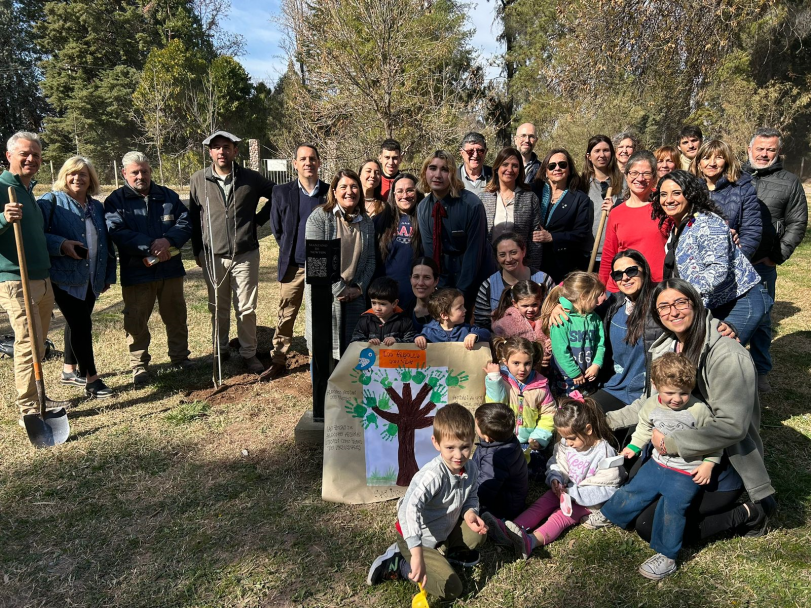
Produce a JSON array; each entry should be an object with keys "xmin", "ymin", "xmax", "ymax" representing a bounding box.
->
[{"xmin": 0, "ymin": 198, "xmax": 809, "ymax": 607}]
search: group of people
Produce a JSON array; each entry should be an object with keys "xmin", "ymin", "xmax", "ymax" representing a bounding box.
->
[{"xmin": 0, "ymin": 122, "xmax": 805, "ymax": 597}]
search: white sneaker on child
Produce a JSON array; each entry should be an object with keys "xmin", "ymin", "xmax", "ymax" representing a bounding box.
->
[
  {"xmin": 367, "ymin": 543, "xmax": 403, "ymax": 585},
  {"xmin": 638, "ymin": 553, "xmax": 677, "ymax": 580},
  {"xmin": 581, "ymin": 510, "xmax": 612, "ymax": 530}
]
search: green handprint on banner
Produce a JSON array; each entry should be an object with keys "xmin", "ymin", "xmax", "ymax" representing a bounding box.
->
[
  {"xmin": 427, "ymin": 370, "xmax": 444, "ymax": 388},
  {"xmin": 377, "ymin": 393, "xmax": 391, "ymax": 411},
  {"xmin": 350, "ymin": 369, "xmax": 373, "ymax": 386},
  {"xmin": 381, "ymin": 423, "xmax": 398, "ymax": 441},
  {"xmin": 397, "ymin": 366, "xmax": 413, "ymax": 383},
  {"xmin": 375, "ymin": 370, "xmax": 393, "ymax": 389},
  {"xmin": 364, "ymin": 411, "xmax": 379, "ymax": 429},
  {"xmin": 363, "ymin": 389, "xmax": 377, "ymax": 409},
  {"xmin": 446, "ymin": 369, "xmax": 469, "ymax": 389},
  {"xmin": 412, "ymin": 368, "xmax": 427, "ymax": 384},
  {"xmin": 430, "ymin": 384, "xmax": 447, "ymax": 404},
  {"xmin": 344, "ymin": 398, "xmax": 367, "ymax": 419}
]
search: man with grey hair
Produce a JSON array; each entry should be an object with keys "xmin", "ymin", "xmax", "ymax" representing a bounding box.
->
[
  {"xmin": 743, "ymin": 127, "xmax": 808, "ymax": 392},
  {"xmin": 514, "ymin": 123, "xmax": 540, "ymax": 183},
  {"xmin": 458, "ymin": 132, "xmax": 492, "ymax": 198},
  {"xmin": 104, "ymin": 151, "xmax": 194, "ymax": 386},
  {"xmin": 0, "ymin": 132, "xmax": 67, "ymax": 422}
]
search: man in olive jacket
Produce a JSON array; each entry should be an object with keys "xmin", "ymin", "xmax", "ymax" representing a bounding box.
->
[{"xmin": 189, "ymin": 131, "xmax": 275, "ymax": 375}]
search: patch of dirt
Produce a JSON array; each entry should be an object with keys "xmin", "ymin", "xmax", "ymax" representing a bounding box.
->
[{"xmin": 184, "ymin": 352, "xmax": 312, "ymax": 406}]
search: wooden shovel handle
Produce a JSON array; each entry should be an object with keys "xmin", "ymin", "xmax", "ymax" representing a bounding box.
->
[
  {"xmin": 9, "ymin": 187, "xmax": 46, "ymax": 415},
  {"xmin": 588, "ymin": 187, "xmax": 613, "ymax": 273}
]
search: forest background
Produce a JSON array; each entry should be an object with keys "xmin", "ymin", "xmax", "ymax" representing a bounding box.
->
[{"xmin": 4, "ymin": 0, "xmax": 811, "ymax": 181}]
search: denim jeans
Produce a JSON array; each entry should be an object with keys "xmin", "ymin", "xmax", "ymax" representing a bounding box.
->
[
  {"xmin": 749, "ymin": 263, "xmax": 778, "ymax": 375},
  {"xmin": 602, "ymin": 459, "xmax": 700, "ymax": 559},
  {"xmin": 711, "ymin": 283, "xmax": 773, "ymax": 347}
]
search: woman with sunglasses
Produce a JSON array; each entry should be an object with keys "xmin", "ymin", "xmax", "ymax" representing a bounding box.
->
[
  {"xmin": 480, "ymin": 147, "xmax": 544, "ymax": 268},
  {"xmin": 599, "ymin": 151, "xmax": 667, "ymax": 292},
  {"xmin": 532, "ymin": 148, "xmax": 592, "ymax": 283},
  {"xmin": 606, "ymin": 278, "xmax": 776, "ymax": 542},
  {"xmin": 653, "ymin": 170, "xmax": 771, "ymax": 345}
]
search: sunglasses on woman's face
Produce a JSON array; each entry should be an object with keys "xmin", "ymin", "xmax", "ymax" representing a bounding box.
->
[
  {"xmin": 547, "ymin": 161, "xmax": 568, "ymax": 171},
  {"xmin": 610, "ymin": 265, "xmax": 641, "ymax": 282}
]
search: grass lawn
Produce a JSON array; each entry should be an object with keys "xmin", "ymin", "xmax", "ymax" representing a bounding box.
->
[{"xmin": 0, "ymin": 198, "xmax": 809, "ymax": 607}]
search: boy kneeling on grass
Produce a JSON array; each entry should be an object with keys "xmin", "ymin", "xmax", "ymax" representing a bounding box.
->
[
  {"xmin": 414, "ymin": 287, "xmax": 490, "ymax": 350},
  {"xmin": 351, "ymin": 277, "xmax": 417, "ymax": 345},
  {"xmin": 367, "ymin": 403, "xmax": 488, "ymax": 600}
]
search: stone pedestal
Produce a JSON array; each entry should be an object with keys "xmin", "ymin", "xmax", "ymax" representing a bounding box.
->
[
  {"xmin": 294, "ymin": 410, "xmax": 324, "ymax": 446},
  {"xmin": 248, "ymin": 139, "xmax": 260, "ymax": 172}
]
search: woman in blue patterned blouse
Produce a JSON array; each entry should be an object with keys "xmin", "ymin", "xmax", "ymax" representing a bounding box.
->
[{"xmin": 651, "ymin": 170, "xmax": 771, "ymax": 345}]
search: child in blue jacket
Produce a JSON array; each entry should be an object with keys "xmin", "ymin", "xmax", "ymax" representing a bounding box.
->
[{"xmin": 415, "ymin": 287, "xmax": 490, "ymax": 349}]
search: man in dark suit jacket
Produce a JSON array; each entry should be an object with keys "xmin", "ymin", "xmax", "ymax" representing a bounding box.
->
[{"xmin": 266, "ymin": 144, "xmax": 329, "ymax": 379}]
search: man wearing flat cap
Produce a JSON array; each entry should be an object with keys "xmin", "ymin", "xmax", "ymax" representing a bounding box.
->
[{"xmin": 189, "ymin": 131, "xmax": 275, "ymax": 374}]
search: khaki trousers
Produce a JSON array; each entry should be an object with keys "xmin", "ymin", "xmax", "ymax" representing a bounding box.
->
[
  {"xmin": 396, "ymin": 518, "xmax": 485, "ymax": 600},
  {"xmin": 202, "ymin": 248, "xmax": 259, "ymax": 359},
  {"xmin": 270, "ymin": 264, "xmax": 305, "ymax": 364},
  {"xmin": 121, "ymin": 277, "xmax": 189, "ymax": 369},
  {"xmin": 0, "ymin": 278, "xmax": 55, "ymax": 415}
]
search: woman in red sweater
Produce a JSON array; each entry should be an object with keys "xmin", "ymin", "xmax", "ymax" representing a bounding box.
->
[{"xmin": 599, "ymin": 151, "xmax": 667, "ymax": 292}]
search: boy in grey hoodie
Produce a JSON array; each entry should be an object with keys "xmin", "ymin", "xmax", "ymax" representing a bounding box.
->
[
  {"xmin": 589, "ymin": 353, "xmax": 721, "ymax": 580},
  {"xmin": 366, "ymin": 403, "xmax": 487, "ymax": 600}
]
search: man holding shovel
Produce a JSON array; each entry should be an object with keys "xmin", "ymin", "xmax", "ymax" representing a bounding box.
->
[{"xmin": 0, "ymin": 132, "xmax": 67, "ymax": 425}]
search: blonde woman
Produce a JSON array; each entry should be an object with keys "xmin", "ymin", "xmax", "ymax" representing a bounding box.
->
[
  {"xmin": 38, "ymin": 156, "xmax": 116, "ymax": 398},
  {"xmin": 690, "ymin": 139, "xmax": 763, "ymax": 259}
]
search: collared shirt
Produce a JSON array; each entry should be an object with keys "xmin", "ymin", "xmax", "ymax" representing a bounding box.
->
[
  {"xmin": 493, "ymin": 191, "xmax": 515, "ymax": 233},
  {"xmin": 459, "ymin": 165, "xmax": 491, "ymax": 198},
  {"xmin": 298, "ymin": 179, "xmax": 319, "ymax": 198},
  {"xmin": 212, "ymin": 168, "xmax": 234, "ymax": 204}
]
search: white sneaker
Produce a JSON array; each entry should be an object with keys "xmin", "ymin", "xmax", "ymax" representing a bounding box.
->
[
  {"xmin": 638, "ymin": 553, "xmax": 677, "ymax": 580},
  {"xmin": 581, "ymin": 510, "xmax": 612, "ymax": 530}
]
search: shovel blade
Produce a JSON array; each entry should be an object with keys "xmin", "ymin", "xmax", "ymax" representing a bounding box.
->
[{"xmin": 24, "ymin": 408, "xmax": 70, "ymax": 448}]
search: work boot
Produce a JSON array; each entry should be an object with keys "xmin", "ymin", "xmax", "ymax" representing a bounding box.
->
[
  {"xmin": 45, "ymin": 397, "xmax": 71, "ymax": 410},
  {"xmin": 243, "ymin": 355, "xmax": 265, "ymax": 375},
  {"xmin": 757, "ymin": 374, "xmax": 772, "ymax": 393},
  {"xmin": 173, "ymin": 358, "xmax": 197, "ymax": 370},
  {"xmin": 133, "ymin": 366, "xmax": 150, "ymax": 386},
  {"xmin": 259, "ymin": 361, "xmax": 286, "ymax": 382}
]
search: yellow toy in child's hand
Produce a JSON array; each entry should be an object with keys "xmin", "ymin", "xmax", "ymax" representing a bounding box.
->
[{"xmin": 412, "ymin": 583, "xmax": 429, "ymax": 608}]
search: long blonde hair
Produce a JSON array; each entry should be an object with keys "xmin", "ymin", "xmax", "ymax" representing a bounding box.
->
[{"xmin": 540, "ymin": 271, "xmax": 605, "ymax": 334}]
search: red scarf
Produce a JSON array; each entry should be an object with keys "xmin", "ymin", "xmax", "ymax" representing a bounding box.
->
[{"xmin": 431, "ymin": 199, "xmax": 447, "ymax": 271}]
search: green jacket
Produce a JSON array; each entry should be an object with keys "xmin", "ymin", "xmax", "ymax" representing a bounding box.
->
[
  {"xmin": 549, "ymin": 310, "xmax": 605, "ymax": 380},
  {"xmin": 0, "ymin": 171, "xmax": 50, "ymax": 282},
  {"xmin": 607, "ymin": 316, "xmax": 774, "ymax": 501}
]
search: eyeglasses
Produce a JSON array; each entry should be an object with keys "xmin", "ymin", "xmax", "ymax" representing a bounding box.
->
[
  {"xmin": 656, "ymin": 298, "xmax": 693, "ymax": 316},
  {"xmin": 627, "ymin": 171, "xmax": 653, "ymax": 179},
  {"xmin": 610, "ymin": 265, "xmax": 640, "ymax": 282},
  {"xmin": 547, "ymin": 161, "xmax": 568, "ymax": 171},
  {"xmin": 463, "ymin": 148, "xmax": 486, "ymax": 158},
  {"xmin": 517, "ymin": 134, "xmax": 538, "ymax": 140}
]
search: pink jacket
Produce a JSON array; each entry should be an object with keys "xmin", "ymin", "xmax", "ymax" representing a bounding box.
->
[{"xmin": 492, "ymin": 306, "xmax": 552, "ymax": 371}]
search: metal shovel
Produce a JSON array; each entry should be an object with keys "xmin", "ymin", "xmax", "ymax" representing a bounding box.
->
[{"xmin": 9, "ymin": 186, "xmax": 69, "ymax": 447}]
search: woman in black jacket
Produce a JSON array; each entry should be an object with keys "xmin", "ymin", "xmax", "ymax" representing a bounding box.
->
[{"xmin": 532, "ymin": 149, "xmax": 593, "ymax": 282}]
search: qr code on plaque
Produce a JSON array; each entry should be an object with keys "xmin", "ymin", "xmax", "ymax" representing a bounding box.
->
[{"xmin": 308, "ymin": 256, "xmax": 327, "ymax": 277}]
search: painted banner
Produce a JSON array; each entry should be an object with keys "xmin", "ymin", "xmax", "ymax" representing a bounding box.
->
[{"xmin": 322, "ymin": 342, "xmax": 491, "ymax": 504}]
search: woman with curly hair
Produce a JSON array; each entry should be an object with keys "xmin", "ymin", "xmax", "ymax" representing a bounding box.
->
[{"xmin": 652, "ymin": 170, "xmax": 771, "ymax": 344}]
